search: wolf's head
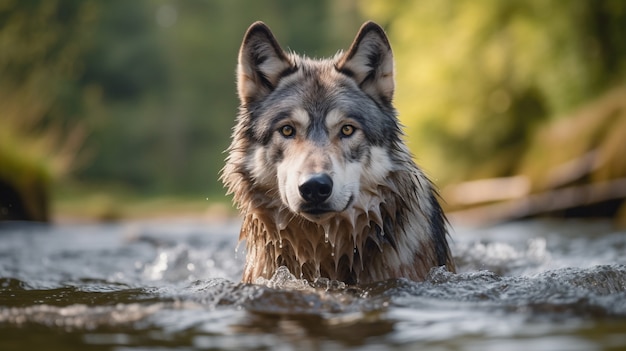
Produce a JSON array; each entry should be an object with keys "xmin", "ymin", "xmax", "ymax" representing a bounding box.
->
[
  {"xmin": 223, "ymin": 22, "xmax": 454, "ymax": 283},
  {"xmin": 225, "ymin": 21, "xmax": 402, "ymax": 224}
]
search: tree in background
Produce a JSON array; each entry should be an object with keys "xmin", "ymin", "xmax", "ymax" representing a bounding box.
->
[
  {"xmin": 1, "ymin": 0, "xmax": 364, "ymax": 217},
  {"xmin": 0, "ymin": 1, "xmax": 97, "ymax": 220},
  {"xmin": 6, "ymin": 0, "xmax": 624, "ymax": 220},
  {"xmin": 73, "ymin": 0, "xmax": 363, "ymax": 196},
  {"xmin": 358, "ymin": 0, "xmax": 626, "ymax": 185}
]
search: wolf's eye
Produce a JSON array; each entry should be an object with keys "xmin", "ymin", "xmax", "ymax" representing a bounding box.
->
[
  {"xmin": 340, "ymin": 125, "xmax": 355, "ymax": 137},
  {"xmin": 279, "ymin": 125, "xmax": 295, "ymax": 138}
]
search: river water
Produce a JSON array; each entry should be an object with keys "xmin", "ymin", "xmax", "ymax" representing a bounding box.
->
[{"xmin": 0, "ymin": 218, "xmax": 625, "ymax": 350}]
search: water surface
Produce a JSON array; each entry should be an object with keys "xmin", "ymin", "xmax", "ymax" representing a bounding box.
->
[{"xmin": 1, "ymin": 219, "xmax": 625, "ymax": 350}]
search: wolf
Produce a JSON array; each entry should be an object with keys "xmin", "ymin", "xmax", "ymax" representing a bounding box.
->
[{"xmin": 221, "ymin": 21, "xmax": 455, "ymax": 285}]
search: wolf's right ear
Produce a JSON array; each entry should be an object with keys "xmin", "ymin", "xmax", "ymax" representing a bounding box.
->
[
  {"xmin": 336, "ymin": 22, "xmax": 394, "ymax": 106},
  {"xmin": 237, "ymin": 22, "xmax": 294, "ymax": 106}
]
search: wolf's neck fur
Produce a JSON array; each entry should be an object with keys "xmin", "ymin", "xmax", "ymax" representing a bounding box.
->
[{"xmin": 237, "ymin": 168, "xmax": 451, "ymax": 284}]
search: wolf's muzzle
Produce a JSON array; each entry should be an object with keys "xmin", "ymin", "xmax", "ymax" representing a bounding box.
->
[{"xmin": 299, "ymin": 173, "xmax": 333, "ymax": 205}]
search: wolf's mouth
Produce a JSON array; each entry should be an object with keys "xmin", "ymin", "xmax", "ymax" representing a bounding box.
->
[
  {"xmin": 300, "ymin": 206, "xmax": 333, "ymax": 216},
  {"xmin": 299, "ymin": 195, "xmax": 354, "ymax": 217}
]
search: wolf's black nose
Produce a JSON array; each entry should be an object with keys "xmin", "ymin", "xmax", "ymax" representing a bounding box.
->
[{"xmin": 299, "ymin": 174, "xmax": 333, "ymax": 204}]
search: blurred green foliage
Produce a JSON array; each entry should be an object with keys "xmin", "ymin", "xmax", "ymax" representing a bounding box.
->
[
  {"xmin": 74, "ymin": 0, "xmax": 362, "ymax": 195},
  {"xmin": 1, "ymin": 0, "xmax": 625, "ymax": 219},
  {"xmin": 0, "ymin": 0, "xmax": 95, "ymax": 220},
  {"xmin": 359, "ymin": 0, "xmax": 626, "ymax": 185},
  {"xmin": 1, "ymin": 0, "xmax": 363, "ymax": 207}
]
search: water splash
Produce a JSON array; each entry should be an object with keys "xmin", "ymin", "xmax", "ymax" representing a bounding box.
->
[
  {"xmin": 254, "ymin": 266, "xmax": 310, "ymax": 290},
  {"xmin": 1, "ymin": 220, "xmax": 626, "ymax": 350},
  {"xmin": 455, "ymin": 237, "xmax": 551, "ymax": 276}
]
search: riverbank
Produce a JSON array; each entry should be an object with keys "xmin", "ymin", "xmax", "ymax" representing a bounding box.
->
[{"xmin": 51, "ymin": 185, "xmax": 236, "ymax": 224}]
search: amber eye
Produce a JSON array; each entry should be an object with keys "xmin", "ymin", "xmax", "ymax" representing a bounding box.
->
[
  {"xmin": 279, "ymin": 125, "xmax": 295, "ymax": 138},
  {"xmin": 340, "ymin": 124, "xmax": 355, "ymax": 137}
]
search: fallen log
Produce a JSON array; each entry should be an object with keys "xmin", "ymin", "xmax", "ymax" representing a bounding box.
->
[{"xmin": 447, "ymin": 178, "xmax": 626, "ymax": 226}]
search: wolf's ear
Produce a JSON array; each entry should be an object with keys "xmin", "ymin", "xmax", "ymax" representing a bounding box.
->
[
  {"xmin": 237, "ymin": 22, "xmax": 294, "ymax": 106},
  {"xmin": 336, "ymin": 22, "xmax": 394, "ymax": 105}
]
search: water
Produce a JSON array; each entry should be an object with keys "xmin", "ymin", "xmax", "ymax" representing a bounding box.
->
[{"xmin": 1, "ymin": 218, "xmax": 625, "ymax": 350}]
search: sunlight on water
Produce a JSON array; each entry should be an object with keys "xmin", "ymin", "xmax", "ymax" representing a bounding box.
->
[{"xmin": 0, "ymin": 219, "xmax": 625, "ymax": 350}]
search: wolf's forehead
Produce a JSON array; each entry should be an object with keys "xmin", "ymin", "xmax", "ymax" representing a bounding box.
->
[
  {"xmin": 269, "ymin": 71, "xmax": 364, "ymax": 114},
  {"xmin": 288, "ymin": 107, "xmax": 343, "ymax": 127},
  {"xmin": 290, "ymin": 108, "xmax": 310, "ymax": 126}
]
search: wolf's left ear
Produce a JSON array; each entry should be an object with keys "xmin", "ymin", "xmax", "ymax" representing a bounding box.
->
[
  {"xmin": 237, "ymin": 22, "xmax": 294, "ymax": 106},
  {"xmin": 336, "ymin": 22, "xmax": 394, "ymax": 105}
]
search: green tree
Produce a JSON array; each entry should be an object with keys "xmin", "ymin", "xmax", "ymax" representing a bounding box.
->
[
  {"xmin": 358, "ymin": 0, "xmax": 626, "ymax": 185},
  {"xmin": 73, "ymin": 0, "xmax": 363, "ymax": 196},
  {"xmin": 0, "ymin": 0, "xmax": 98, "ymax": 220}
]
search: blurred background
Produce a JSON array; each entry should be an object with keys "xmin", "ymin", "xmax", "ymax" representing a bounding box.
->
[{"xmin": 1, "ymin": 0, "xmax": 625, "ymax": 225}]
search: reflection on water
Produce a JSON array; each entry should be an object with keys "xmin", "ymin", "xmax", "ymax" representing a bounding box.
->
[{"xmin": 0, "ymin": 219, "xmax": 625, "ymax": 350}]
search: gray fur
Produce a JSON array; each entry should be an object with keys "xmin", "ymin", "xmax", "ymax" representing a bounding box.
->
[{"xmin": 222, "ymin": 21, "xmax": 455, "ymax": 284}]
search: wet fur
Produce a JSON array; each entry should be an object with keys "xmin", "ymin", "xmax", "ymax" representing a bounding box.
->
[{"xmin": 222, "ymin": 21, "xmax": 455, "ymax": 284}]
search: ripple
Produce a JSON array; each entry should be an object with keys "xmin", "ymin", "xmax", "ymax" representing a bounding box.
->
[{"xmin": 1, "ymin": 220, "xmax": 626, "ymax": 350}]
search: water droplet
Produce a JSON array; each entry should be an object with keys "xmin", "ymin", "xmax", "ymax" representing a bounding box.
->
[
  {"xmin": 323, "ymin": 224, "xmax": 330, "ymax": 244},
  {"xmin": 234, "ymin": 242, "xmax": 242, "ymax": 259}
]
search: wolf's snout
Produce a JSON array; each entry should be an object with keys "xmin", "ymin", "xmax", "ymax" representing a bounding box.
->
[{"xmin": 299, "ymin": 174, "xmax": 333, "ymax": 204}]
